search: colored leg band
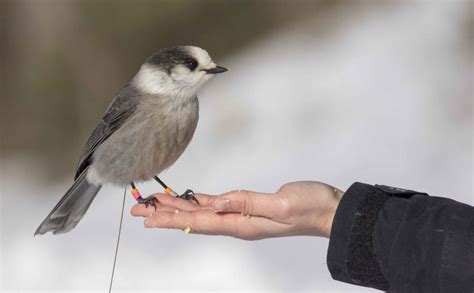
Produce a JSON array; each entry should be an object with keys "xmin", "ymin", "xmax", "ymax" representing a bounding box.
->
[{"xmin": 131, "ymin": 188, "xmax": 142, "ymax": 200}]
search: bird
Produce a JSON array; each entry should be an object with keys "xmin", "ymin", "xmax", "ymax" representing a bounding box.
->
[{"xmin": 35, "ymin": 46, "xmax": 227, "ymax": 235}]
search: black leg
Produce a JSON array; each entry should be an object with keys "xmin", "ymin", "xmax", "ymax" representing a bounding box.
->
[
  {"xmin": 131, "ymin": 182, "xmax": 158, "ymax": 210},
  {"xmin": 153, "ymin": 176, "xmax": 199, "ymax": 204},
  {"xmin": 153, "ymin": 176, "xmax": 169, "ymax": 190}
]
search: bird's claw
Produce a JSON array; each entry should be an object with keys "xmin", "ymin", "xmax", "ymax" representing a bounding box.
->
[
  {"xmin": 138, "ymin": 196, "xmax": 159, "ymax": 210},
  {"xmin": 177, "ymin": 189, "xmax": 199, "ymax": 205}
]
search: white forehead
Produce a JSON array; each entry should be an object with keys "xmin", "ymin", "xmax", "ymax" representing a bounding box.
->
[{"xmin": 185, "ymin": 46, "xmax": 214, "ymax": 67}]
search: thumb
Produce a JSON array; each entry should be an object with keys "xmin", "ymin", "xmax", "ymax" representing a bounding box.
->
[{"xmin": 211, "ymin": 190, "xmax": 287, "ymax": 219}]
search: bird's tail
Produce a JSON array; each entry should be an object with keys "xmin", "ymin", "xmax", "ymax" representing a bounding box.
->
[{"xmin": 35, "ymin": 170, "xmax": 102, "ymax": 235}]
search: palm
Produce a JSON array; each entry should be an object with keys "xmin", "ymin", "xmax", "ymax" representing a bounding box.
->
[{"xmin": 131, "ymin": 181, "xmax": 343, "ymax": 240}]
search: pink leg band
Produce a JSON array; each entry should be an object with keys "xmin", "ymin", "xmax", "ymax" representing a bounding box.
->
[{"xmin": 131, "ymin": 188, "xmax": 142, "ymax": 200}]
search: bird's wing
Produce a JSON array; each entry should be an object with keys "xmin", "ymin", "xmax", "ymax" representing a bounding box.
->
[{"xmin": 74, "ymin": 84, "xmax": 140, "ymax": 180}]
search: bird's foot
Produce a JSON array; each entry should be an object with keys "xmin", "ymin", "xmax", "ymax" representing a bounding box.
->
[
  {"xmin": 177, "ymin": 189, "xmax": 199, "ymax": 205},
  {"xmin": 137, "ymin": 196, "xmax": 159, "ymax": 210}
]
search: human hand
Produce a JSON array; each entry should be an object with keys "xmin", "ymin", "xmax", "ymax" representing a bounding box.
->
[{"xmin": 131, "ymin": 181, "xmax": 343, "ymax": 240}]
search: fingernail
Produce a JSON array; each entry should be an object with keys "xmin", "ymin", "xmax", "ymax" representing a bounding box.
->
[{"xmin": 213, "ymin": 199, "xmax": 230, "ymax": 212}]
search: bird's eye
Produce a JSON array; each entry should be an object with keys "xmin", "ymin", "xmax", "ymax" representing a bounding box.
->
[{"xmin": 184, "ymin": 59, "xmax": 198, "ymax": 71}]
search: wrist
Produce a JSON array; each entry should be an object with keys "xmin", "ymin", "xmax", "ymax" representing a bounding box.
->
[{"xmin": 321, "ymin": 188, "xmax": 344, "ymax": 238}]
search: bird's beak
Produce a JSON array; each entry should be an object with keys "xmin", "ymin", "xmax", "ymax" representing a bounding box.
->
[{"xmin": 202, "ymin": 65, "xmax": 228, "ymax": 74}]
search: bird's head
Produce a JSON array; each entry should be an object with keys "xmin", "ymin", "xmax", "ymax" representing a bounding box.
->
[{"xmin": 134, "ymin": 46, "xmax": 227, "ymax": 98}]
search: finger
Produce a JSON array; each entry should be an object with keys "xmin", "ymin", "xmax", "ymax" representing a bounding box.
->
[
  {"xmin": 210, "ymin": 190, "xmax": 289, "ymax": 220},
  {"xmin": 154, "ymin": 193, "xmax": 212, "ymax": 211},
  {"xmin": 144, "ymin": 210, "xmax": 227, "ymax": 234},
  {"xmin": 131, "ymin": 202, "xmax": 176, "ymax": 217},
  {"xmin": 143, "ymin": 210, "xmax": 248, "ymax": 236},
  {"xmin": 144, "ymin": 210, "xmax": 293, "ymax": 240},
  {"xmin": 131, "ymin": 193, "xmax": 212, "ymax": 216},
  {"xmin": 191, "ymin": 193, "xmax": 218, "ymax": 206}
]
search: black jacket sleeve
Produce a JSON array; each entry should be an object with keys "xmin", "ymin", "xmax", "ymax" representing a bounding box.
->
[{"xmin": 327, "ymin": 182, "xmax": 474, "ymax": 292}]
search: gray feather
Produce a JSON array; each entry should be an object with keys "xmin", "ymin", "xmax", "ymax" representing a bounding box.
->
[
  {"xmin": 34, "ymin": 170, "xmax": 102, "ymax": 235},
  {"xmin": 89, "ymin": 94, "xmax": 199, "ymax": 185},
  {"xmin": 75, "ymin": 84, "xmax": 141, "ymax": 179}
]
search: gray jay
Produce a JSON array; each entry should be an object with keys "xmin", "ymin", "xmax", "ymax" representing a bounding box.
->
[{"xmin": 35, "ymin": 46, "xmax": 227, "ymax": 235}]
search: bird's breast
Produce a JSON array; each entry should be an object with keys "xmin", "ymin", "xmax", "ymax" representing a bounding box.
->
[
  {"xmin": 90, "ymin": 95, "xmax": 199, "ymax": 186},
  {"xmin": 145, "ymin": 96, "xmax": 200, "ymax": 169}
]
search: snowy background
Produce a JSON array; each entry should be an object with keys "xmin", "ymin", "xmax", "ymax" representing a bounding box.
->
[{"xmin": 1, "ymin": 1, "xmax": 472, "ymax": 292}]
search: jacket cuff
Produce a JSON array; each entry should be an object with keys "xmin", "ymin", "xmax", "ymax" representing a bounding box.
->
[{"xmin": 326, "ymin": 182, "xmax": 390, "ymax": 290}]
